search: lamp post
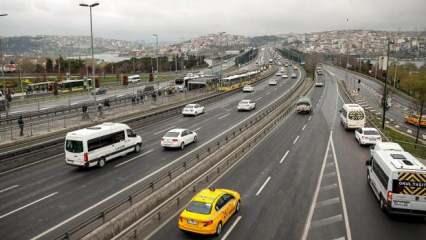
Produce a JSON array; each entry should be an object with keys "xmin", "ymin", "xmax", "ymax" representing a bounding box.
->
[
  {"xmin": 1, "ymin": 13, "xmax": 8, "ymax": 116},
  {"xmin": 382, "ymin": 39, "xmax": 394, "ymax": 129},
  {"xmin": 152, "ymin": 34, "xmax": 159, "ymax": 74},
  {"xmin": 79, "ymin": 2, "xmax": 99, "ymax": 102}
]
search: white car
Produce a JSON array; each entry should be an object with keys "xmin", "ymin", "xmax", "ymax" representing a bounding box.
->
[
  {"xmin": 161, "ymin": 128, "xmax": 198, "ymax": 150},
  {"xmin": 282, "ymin": 74, "xmax": 288, "ymax": 79},
  {"xmin": 315, "ymin": 82, "xmax": 324, "ymax": 87},
  {"xmin": 237, "ymin": 99, "xmax": 256, "ymax": 111},
  {"xmin": 276, "ymin": 72, "xmax": 282, "ymax": 76},
  {"xmin": 182, "ymin": 104, "xmax": 205, "ymax": 116},
  {"xmin": 269, "ymin": 79, "xmax": 277, "ymax": 86},
  {"xmin": 291, "ymin": 73, "xmax": 297, "ymax": 79},
  {"xmin": 355, "ymin": 127, "xmax": 382, "ymax": 145},
  {"xmin": 242, "ymin": 85, "xmax": 254, "ymax": 92}
]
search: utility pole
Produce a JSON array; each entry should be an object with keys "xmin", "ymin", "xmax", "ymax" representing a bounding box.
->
[
  {"xmin": 393, "ymin": 61, "xmax": 398, "ymax": 88},
  {"xmin": 79, "ymin": 2, "xmax": 99, "ymax": 102},
  {"xmin": 415, "ymin": 100, "xmax": 424, "ymax": 145},
  {"xmin": 153, "ymin": 34, "xmax": 159, "ymax": 74},
  {"xmin": 382, "ymin": 39, "xmax": 393, "ymax": 129},
  {"xmin": 1, "ymin": 13, "xmax": 9, "ymax": 117}
]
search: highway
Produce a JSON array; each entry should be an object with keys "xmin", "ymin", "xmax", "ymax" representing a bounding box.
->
[
  {"xmin": 147, "ymin": 65, "xmax": 426, "ymax": 240},
  {"xmin": 0, "ymin": 49, "xmax": 301, "ymax": 239},
  {"xmin": 324, "ymin": 65, "xmax": 425, "ymax": 139}
]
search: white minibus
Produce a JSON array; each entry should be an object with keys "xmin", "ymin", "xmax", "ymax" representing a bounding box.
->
[
  {"xmin": 340, "ymin": 104, "xmax": 365, "ymax": 129},
  {"xmin": 65, "ymin": 122, "xmax": 142, "ymax": 168},
  {"xmin": 128, "ymin": 74, "xmax": 141, "ymax": 83}
]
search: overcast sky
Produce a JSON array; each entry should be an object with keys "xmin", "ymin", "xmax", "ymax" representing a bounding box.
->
[{"xmin": 1, "ymin": 0, "xmax": 425, "ymax": 42}]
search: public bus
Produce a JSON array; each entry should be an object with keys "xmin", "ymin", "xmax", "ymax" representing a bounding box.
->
[{"xmin": 58, "ymin": 79, "xmax": 92, "ymax": 92}]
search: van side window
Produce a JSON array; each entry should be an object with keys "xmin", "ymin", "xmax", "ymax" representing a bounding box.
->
[
  {"xmin": 372, "ymin": 159, "xmax": 389, "ymax": 188},
  {"xmin": 88, "ymin": 131, "xmax": 125, "ymax": 152}
]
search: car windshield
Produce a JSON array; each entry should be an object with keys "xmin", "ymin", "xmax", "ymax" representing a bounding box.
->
[
  {"xmin": 164, "ymin": 131, "xmax": 180, "ymax": 137},
  {"xmin": 186, "ymin": 201, "xmax": 212, "ymax": 214},
  {"xmin": 65, "ymin": 140, "xmax": 83, "ymax": 153},
  {"xmin": 240, "ymin": 101, "xmax": 250, "ymax": 104},
  {"xmin": 185, "ymin": 106, "xmax": 194, "ymax": 109},
  {"xmin": 364, "ymin": 130, "xmax": 379, "ymax": 135}
]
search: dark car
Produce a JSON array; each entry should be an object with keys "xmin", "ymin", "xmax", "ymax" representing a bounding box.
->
[{"xmin": 92, "ymin": 88, "xmax": 107, "ymax": 95}]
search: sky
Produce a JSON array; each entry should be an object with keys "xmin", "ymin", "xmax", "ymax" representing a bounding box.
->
[{"xmin": 0, "ymin": 0, "xmax": 425, "ymax": 42}]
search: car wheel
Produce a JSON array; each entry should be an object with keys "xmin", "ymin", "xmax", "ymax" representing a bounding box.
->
[
  {"xmin": 193, "ymin": 135, "xmax": 198, "ymax": 143},
  {"xmin": 236, "ymin": 200, "xmax": 241, "ymax": 213},
  {"xmin": 98, "ymin": 158, "xmax": 106, "ymax": 168},
  {"xmin": 134, "ymin": 144, "xmax": 141, "ymax": 153},
  {"xmin": 180, "ymin": 142, "xmax": 185, "ymax": 150},
  {"xmin": 216, "ymin": 222, "xmax": 222, "ymax": 236}
]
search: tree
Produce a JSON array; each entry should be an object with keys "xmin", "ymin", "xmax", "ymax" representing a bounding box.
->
[{"xmin": 46, "ymin": 58, "xmax": 53, "ymax": 73}]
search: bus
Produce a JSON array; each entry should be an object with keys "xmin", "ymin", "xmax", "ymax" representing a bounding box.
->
[
  {"xmin": 340, "ymin": 104, "xmax": 366, "ymax": 129},
  {"xmin": 65, "ymin": 122, "xmax": 143, "ymax": 168},
  {"xmin": 59, "ymin": 79, "xmax": 92, "ymax": 92},
  {"xmin": 26, "ymin": 81, "xmax": 55, "ymax": 95}
]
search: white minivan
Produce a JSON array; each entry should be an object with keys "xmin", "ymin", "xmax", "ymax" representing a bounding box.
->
[
  {"xmin": 65, "ymin": 122, "xmax": 142, "ymax": 168},
  {"xmin": 340, "ymin": 104, "xmax": 366, "ymax": 129},
  {"xmin": 366, "ymin": 143, "xmax": 426, "ymax": 216}
]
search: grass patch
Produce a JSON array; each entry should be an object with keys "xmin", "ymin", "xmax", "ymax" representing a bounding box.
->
[{"xmin": 369, "ymin": 116, "xmax": 426, "ymax": 159}]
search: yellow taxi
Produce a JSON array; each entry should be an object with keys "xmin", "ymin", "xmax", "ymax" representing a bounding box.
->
[
  {"xmin": 405, "ymin": 114, "xmax": 426, "ymax": 127},
  {"xmin": 178, "ymin": 188, "xmax": 241, "ymax": 236}
]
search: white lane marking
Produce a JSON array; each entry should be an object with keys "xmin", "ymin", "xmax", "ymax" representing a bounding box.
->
[
  {"xmin": 395, "ymin": 125, "xmax": 400, "ymax": 128},
  {"xmin": 218, "ymin": 113, "xmax": 231, "ymax": 120},
  {"xmin": 256, "ymin": 176, "xmax": 271, "ymax": 196},
  {"xmin": 221, "ymin": 215, "xmax": 242, "ymax": 240},
  {"xmin": 320, "ymin": 183, "xmax": 338, "ymax": 191},
  {"xmin": 280, "ymin": 150, "xmax": 290, "ymax": 164},
  {"xmin": 330, "ymin": 132, "xmax": 352, "ymax": 240},
  {"xmin": 114, "ymin": 149, "xmax": 154, "ymax": 168},
  {"xmin": 302, "ymin": 124, "xmax": 307, "ymax": 131},
  {"xmin": 301, "ymin": 133, "xmax": 331, "ymax": 240},
  {"xmin": 311, "ymin": 214, "xmax": 343, "ymax": 228},
  {"xmin": 407, "ymin": 129, "xmax": 413, "ymax": 134},
  {"xmin": 153, "ymin": 125, "xmax": 176, "ymax": 136},
  {"xmin": 308, "ymin": 116, "xmax": 312, "ymax": 121},
  {"xmin": 423, "ymin": 134, "xmax": 426, "ymax": 140},
  {"xmin": 293, "ymin": 136, "xmax": 300, "ymax": 145},
  {"xmin": 316, "ymin": 197, "xmax": 340, "ymax": 208},
  {"xmin": 254, "ymin": 96, "xmax": 263, "ymax": 101},
  {"xmin": 0, "ymin": 192, "xmax": 58, "ymax": 220},
  {"xmin": 193, "ymin": 127, "xmax": 202, "ymax": 132},
  {"xmin": 0, "ymin": 153, "xmax": 64, "ymax": 176},
  {"xmin": 0, "ymin": 185, "xmax": 19, "ymax": 194}
]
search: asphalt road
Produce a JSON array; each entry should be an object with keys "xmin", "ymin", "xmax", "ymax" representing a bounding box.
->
[
  {"xmin": 147, "ymin": 66, "xmax": 426, "ymax": 240},
  {"xmin": 0, "ymin": 49, "xmax": 299, "ymax": 239},
  {"xmin": 324, "ymin": 65, "xmax": 424, "ymax": 138}
]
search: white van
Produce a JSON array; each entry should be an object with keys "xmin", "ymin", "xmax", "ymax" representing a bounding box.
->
[
  {"xmin": 366, "ymin": 143, "xmax": 426, "ymax": 216},
  {"xmin": 340, "ymin": 104, "xmax": 365, "ymax": 129},
  {"xmin": 65, "ymin": 122, "xmax": 143, "ymax": 168},
  {"xmin": 128, "ymin": 74, "xmax": 141, "ymax": 83}
]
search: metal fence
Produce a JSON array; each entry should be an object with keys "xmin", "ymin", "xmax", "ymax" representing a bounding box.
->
[{"xmin": 0, "ymin": 89, "xmax": 208, "ymax": 144}]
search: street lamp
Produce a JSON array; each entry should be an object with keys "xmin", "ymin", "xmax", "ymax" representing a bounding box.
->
[
  {"xmin": 79, "ymin": 2, "xmax": 99, "ymax": 99},
  {"xmin": 152, "ymin": 34, "xmax": 159, "ymax": 74},
  {"xmin": 1, "ymin": 13, "xmax": 8, "ymax": 116},
  {"xmin": 382, "ymin": 39, "xmax": 394, "ymax": 129}
]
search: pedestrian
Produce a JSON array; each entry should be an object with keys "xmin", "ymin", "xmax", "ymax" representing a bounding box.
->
[
  {"xmin": 97, "ymin": 103, "xmax": 104, "ymax": 119},
  {"xmin": 18, "ymin": 115, "xmax": 24, "ymax": 136},
  {"xmin": 82, "ymin": 105, "xmax": 89, "ymax": 120},
  {"xmin": 151, "ymin": 91, "xmax": 157, "ymax": 102},
  {"xmin": 104, "ymin": 99, "xmax": 110, "ymax": 108},
  {"xmin": 139, "ymin": 94, "xmax": 144, "ymax": 104},
  {"xmin": 132, "ymin": 95, "xmax": 136, "ymax": 105}
]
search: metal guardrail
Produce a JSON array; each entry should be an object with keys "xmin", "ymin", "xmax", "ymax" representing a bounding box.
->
[{"xmin": 51, "ymin": 65, "xmax": 304, "ymax": 240}]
